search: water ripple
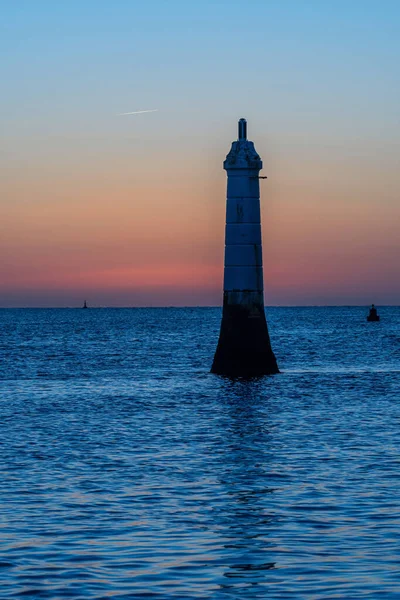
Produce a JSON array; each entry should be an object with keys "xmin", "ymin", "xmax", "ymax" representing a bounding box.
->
[{"xmin": 0, "ymin": 307, "xmax": 399, "ymax": 598}]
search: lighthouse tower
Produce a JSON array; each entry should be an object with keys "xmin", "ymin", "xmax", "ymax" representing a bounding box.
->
[{"xmin": 211, "ymin": 119, "xmax": 279, "ymax": 377}]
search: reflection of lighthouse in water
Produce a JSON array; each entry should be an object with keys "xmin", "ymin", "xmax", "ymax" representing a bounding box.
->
[{"xmin": 211, "ymin": 119, "xmax": 279, "ymax": 377}]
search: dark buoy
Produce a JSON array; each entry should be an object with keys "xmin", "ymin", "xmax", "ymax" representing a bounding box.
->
[
  {"xmin": 211, "ymin": 119, "xmax": 279, "ymax": 377},
  {"xmin": 367, "ymin": 304, "xmax": 380, "ymax": 322},
  {"xmin": 83, "ymin": 300, "xmax": 88, "ymax": 309}
]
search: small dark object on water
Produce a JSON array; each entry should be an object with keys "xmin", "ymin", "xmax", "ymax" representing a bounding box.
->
[
  {"xmin": 83, "ymin": 300, "xmax": 88, "ymax": 309},
  {"xmin": 367, "ymin": 304, "xmax": 380, "ymax": 322}
]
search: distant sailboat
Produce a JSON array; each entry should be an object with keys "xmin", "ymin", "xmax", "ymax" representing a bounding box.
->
[{"xmin": 83, "ymin": 300, "xmax": 88, "ymax": 309}]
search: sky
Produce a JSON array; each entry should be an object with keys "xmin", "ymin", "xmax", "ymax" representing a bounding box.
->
[{"xmin": 1, "ymin": 0, "xmax": 400, "ymax": 306}]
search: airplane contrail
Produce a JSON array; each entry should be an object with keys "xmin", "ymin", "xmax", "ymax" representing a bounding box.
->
[{"xmin": 117, "ymin": 109, "xmax": 158, "ymax": 115}]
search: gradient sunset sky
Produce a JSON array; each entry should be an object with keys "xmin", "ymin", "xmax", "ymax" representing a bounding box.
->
[{"xmin": 2, "ymin": 0, "xmax": 400, "ymax": 306}]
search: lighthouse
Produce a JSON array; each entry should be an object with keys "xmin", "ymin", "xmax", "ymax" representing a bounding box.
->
[{"xmin": 211, "ymin": 119, "xmax": 279, "ymax": 377}]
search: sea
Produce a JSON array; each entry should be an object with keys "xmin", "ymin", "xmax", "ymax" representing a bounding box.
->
[{"xmin": 0, "ymin": 306, "xmax": 399, "ymax": 599}]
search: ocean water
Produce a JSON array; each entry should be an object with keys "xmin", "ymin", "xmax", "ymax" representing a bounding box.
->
[{"xmin": 0, "ymin": 306, "xmax": 399, "ymax": 599}]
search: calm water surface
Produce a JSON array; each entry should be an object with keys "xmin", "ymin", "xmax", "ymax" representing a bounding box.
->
[{"xmin": 0, "ymin": 307, "xmax": 399, "ymax": 598}]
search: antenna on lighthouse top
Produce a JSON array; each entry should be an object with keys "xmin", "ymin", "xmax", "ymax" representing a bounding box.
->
[{"xmin": 238, "ymin": 118, "xmax": 247, "ymax": 141}]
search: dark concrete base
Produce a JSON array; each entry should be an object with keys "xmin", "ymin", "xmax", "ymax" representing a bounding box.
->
[{"xmin": 211, "ymin": 292, "xmax": 279, "ymax": 377}]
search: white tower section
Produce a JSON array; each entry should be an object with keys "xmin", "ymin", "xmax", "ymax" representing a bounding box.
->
[{"xmin": 223, "ymin": 118, "xmax": 264, "ymax": 302}]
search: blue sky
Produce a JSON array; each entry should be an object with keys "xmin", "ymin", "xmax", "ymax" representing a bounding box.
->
[{"xmin": 1, "ymin": 0, "xmax": 400, "ymax": 305}]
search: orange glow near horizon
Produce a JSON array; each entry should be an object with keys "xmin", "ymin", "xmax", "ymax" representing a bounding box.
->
[
  {"xmin": 2, "ymin": 122, "xmax": 400, "ymax": 307},
  {"xmin": 2, "ymin": 159, "xmax": 399, "ymax": 306}
]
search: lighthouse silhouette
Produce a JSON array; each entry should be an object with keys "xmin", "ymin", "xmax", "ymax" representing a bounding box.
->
[{"xmin": 211, "ymin": 119, "xmax": 279, "ymax": 377}]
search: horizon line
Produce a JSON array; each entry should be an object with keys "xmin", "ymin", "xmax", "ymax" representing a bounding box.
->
[{"xmin": 0, "ymin": 304, "xmax": 397, "ymax": 309}]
